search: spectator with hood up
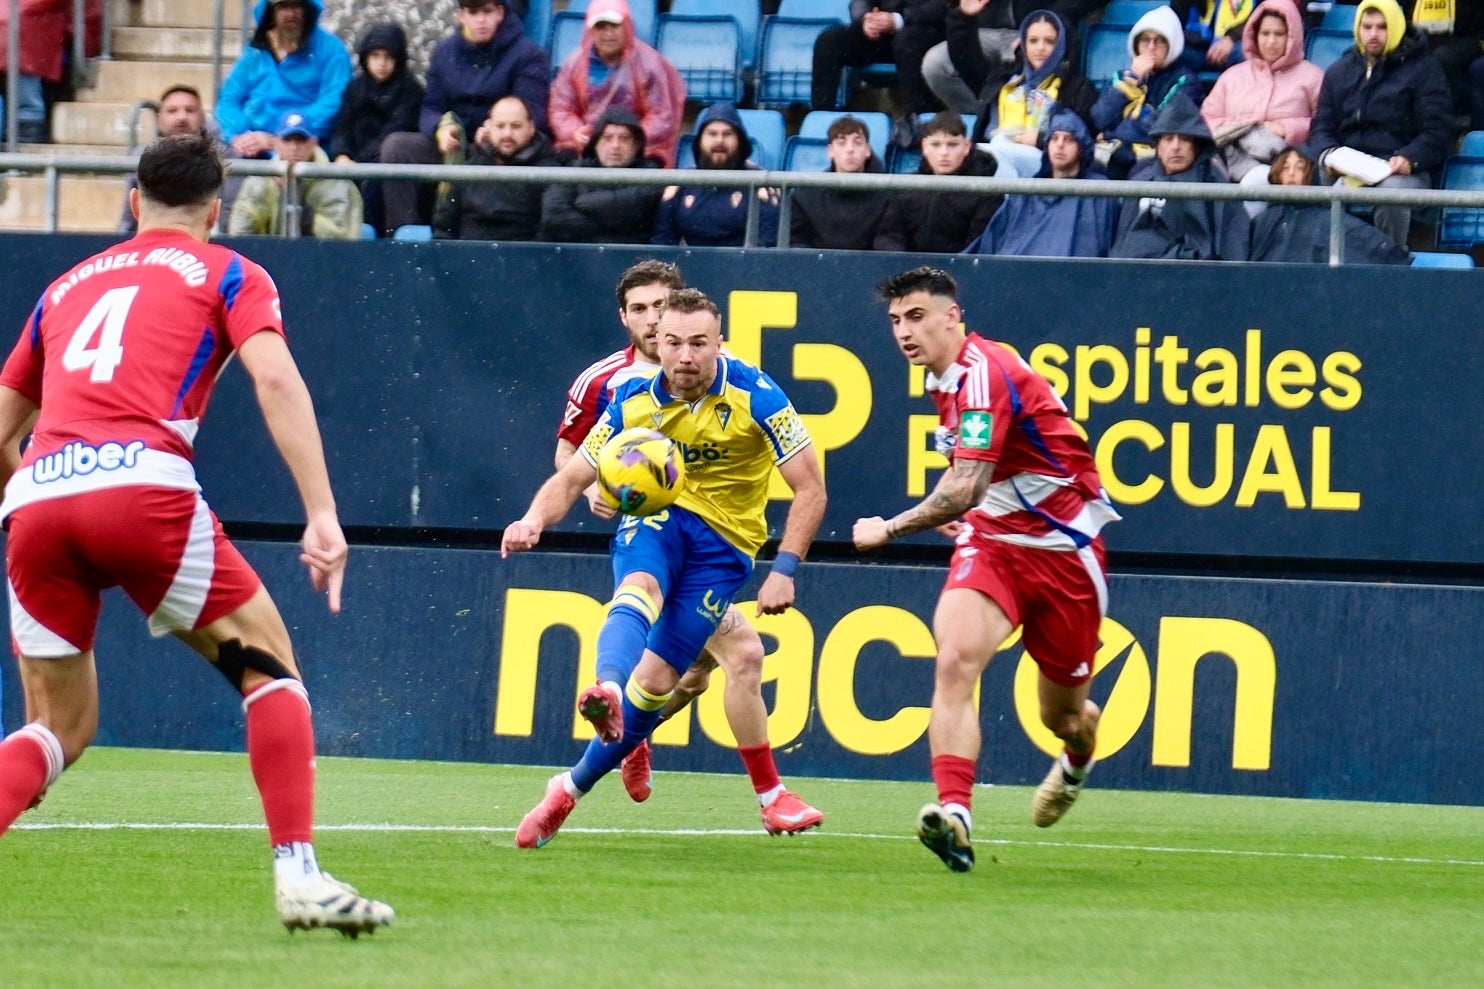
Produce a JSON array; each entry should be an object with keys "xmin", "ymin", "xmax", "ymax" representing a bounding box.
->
[
  {"xmin": 1090, "ymin": 4, "xmax": 1202, "ymax": 180},
  {"xmin": 548, "ymin": 0, "xmax": 686, "ymax": 167},
  {"xmin": 539, "ymin": 107, "xmax": 663, "ymax": 243},
  {"xmin": 652, "ymin": 103, "xmax": 780, "ymax": 247},
  {"xmin": 1110, "ymin": 93, "xmax": 1250, "ymax": 260},
  {"xmin": 966, "ymin": 109, "xmax": 1118, "ymax": 257}
]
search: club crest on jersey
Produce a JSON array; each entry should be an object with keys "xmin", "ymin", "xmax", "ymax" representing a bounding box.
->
[
  {"xmin": 716, "ymin": 402, "xmax": 732, "ymax": 430},
  {"xmin": 651, "ymin": 412, "xmax": 664, "ymax": 427},
  {"xmin": 959, "ymin": 411, "xmax": 992, "ymax": 450}
]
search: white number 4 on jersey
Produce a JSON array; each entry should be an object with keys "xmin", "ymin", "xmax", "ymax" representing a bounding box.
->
[{"xmin": 63, "ymin": 285, "xmax": 139, "ymax": 383}]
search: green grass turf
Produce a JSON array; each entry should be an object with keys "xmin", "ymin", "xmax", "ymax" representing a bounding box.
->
[{"xmin": 1, "ymin": 749, "xmax": 1481, "ymax": 988}]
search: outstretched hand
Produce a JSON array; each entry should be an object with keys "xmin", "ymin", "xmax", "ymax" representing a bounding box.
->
[{"xmin": 300, "ymin": 512, "xmax": 348, "ymax": 613}]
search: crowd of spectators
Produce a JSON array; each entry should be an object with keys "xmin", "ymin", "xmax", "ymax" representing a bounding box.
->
[{"xmin": 85, "ymin": 0, "xmax": 1484, "ymax": 260}]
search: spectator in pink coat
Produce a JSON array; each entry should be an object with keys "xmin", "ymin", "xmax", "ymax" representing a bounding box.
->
[
  {"xmin": 1200, "ymin": 0, "xmax": 1323, "ymax": 184},
  {"xmin": 548, "ymin": 0, "xmax": 685, "ymax": 167}
]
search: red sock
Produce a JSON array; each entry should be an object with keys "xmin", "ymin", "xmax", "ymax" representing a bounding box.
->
[
  {"xmin": 244, "ymin": 681, "xmax": 316, "ymax": 846},
  {"xmin": 737, "ymin": 742, "xmax": 782, "ymax": 795},
  {"xmin": 0, "ymin": 724, "xmax": 63, "ymax": 836},
  {"xmin": 931, "ymin": 754, "xmax": 976, "ymax": 811},
  {"xmin": 1065, "ymin": 746, "xmax": 1094, "ymax": 769}
]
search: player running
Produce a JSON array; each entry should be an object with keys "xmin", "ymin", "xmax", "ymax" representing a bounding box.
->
[
  {"xmin": 0, "ymin": 134, "xmax": 393, "ymax": 934},
  {"xmin": 853, "ymin": 267, "xmax": 1120, "ymax": 873},
  {"xmin": 554, "ymin": 260, "xmax": 822, "ymax": 834},
  {"xmin": 505, "ymin": 287, "xmax": 827, "ymax": 848}
]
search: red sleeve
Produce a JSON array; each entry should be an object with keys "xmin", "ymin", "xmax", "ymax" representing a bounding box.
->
[
  {"xmin": 222, "ymin": 255, "xmax": 286, "ymax": 350},
  {"xmin": 0, "ymin": 299, "xmax": 46, "ymax": 405},
  {"xmin": 556, "ymin": 366, "xmax": 608, "ymax": 447},
  {"xmin": 950, "ymin": 358, "xmax": 1009, "ymax": 464}
]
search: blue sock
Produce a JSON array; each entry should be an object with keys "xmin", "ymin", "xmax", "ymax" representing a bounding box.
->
[
  {"xmin": 596, "ymin": 586, "xmax": 658, "ymax": 686},
  {"xmin": 570, "ymin": 678, "xmax": 672, "ymax": 793}
]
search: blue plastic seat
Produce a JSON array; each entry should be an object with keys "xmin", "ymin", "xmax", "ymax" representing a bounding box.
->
[
  {"xmin": 798, "ymin": 110, "xmax": 891, "ymax": 164},
  {"xmin": 757, "ymin": 17, "xmax": 842, "ymax": 107},
  {"xmin": 359, "ymin": 222, "xmax": 378, "ymax": 240},
  {"xmin": 1320, "ymin": 3, "xmax": 1359, "ymax": 32},
  {"xmin": 549, "ymin": 11, "xmax": 587, "ymax": 74},
  {"xmin": 782, "ymin": 135, "xmax": 831, "ymax": 172},
  {"xmin": 1306, "ymin": 29, "xmax": 1354, "ymax": 71},
  {"xmin": 1410, "ymin": 251, "xmax": 1475, "ymax": 268},
  {"xmin": 738, "ymin": 108, "xmax": 787, "ymax": 170},
  {"xmin": 522, "ymin": 0, "xmax": 551, "ymax": 49},
  {"xmin": 657, "ymin": 12, "xmax": 744, "ymax": 102},
  {"xmin": 1459, "ymin": 131, "xmax": 1484, "ymax": 158},
  {"xmin": 667, "ymin": 0, "xmax": 761, "ymax": 70},
  {"xmin": 392, "ymin": 224, "xmax": 433, "ymax": 242},
  {"xmin": 1436, "ymin": 156, "xmax": 1484, "ymax": 249},
  {"xmin": 1099, "ymin": 0, "xmax": 1164, "ymax": 27},
  {"xmin": 1081, "ymin": 23, "xmax": 1130, "ymax": 89}
]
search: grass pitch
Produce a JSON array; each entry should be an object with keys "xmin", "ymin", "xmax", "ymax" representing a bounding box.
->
[{"xmin": 1, "ymin": 749, "xmax": 1481, "ymax": 988}]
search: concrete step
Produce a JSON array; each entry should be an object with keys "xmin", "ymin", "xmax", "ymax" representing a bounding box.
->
[
  {"xmin": 111, "ymin": 0, "xmax": 140, "ymax": 28},
  {"xmin": 112, "ymin": 26, "xmax": 242, "ymax": 62},
  {"xmin": 141, "ymin": 0, "xmax": 257, "ymax": 30},
  {"xmin": 0, "ymin": 175, "xmax": 126, "ymax": 233},
  {"xmin": 51, "ymin": 102, "xmax": 148, "ymax": 148},
  {"xmin": 79, "ymin": 60, "xmax": 218, "ymax": 106}
]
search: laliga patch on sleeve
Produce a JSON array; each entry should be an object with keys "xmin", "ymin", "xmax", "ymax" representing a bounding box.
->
[
  {"xmin": 766, "ymin": 405, "xmax": 810, "ymax": 456},
  {"xmin": 582, "ymin": 422, "xmax": 615, "ymax": 463},
  {"xmin": 959, "ymin": 411, "xmax": 992, "ymax": 450}
]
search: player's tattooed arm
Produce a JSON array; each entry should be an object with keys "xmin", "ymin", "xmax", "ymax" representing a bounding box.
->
[{"xmin": 887, "ymin": 459, "xmax": 993, "ymax": 539}]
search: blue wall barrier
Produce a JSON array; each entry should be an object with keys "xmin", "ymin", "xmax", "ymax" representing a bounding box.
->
[
  {"xmin": 2, "ymin": 236, "xmax": 1481, "ymax": 565},
  {"xmin": 0, "ymin": 542, "xmax": 1475, "ymax": 805}
]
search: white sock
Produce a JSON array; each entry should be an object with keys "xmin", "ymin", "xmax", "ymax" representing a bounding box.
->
[
  {"xmin": 757, "ymin": 783, "xmax": 786, "ymax": 808},
  {"xmin": 943, "ymin": 802, "xmax": 972, "ymax": 833},
  {"xmin": 273, "ymin": 841, "xmax": 320, "ymax": 887},
  {"xmin": 601, "ymin": 680, "xmax": 622, "ymax": 698},
  {"xmin": 560, "ymin": 771, "xmax": 584, "ymax": 800}
]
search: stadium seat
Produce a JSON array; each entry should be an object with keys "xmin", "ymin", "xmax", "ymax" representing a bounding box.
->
[
  {"xmin": 523, "ymin": 0, "xmax": 551, "ymax": 49},
  {"xmin": 549, "ymin": 11, "xmax": 587, "ymax": 73},
  {"xmin": 738, "ymin": 108, "xmax": 787, "ymax": 170},
  {"xmin": 392, "ymin": 224, "xmax": 433, "ymax": 242},
  {"xmin": 657, "ymin": 10, "xmax": 745, "ymax": 102},
  {"xmin": 1082, "ymin": 23, "xmax": 1130, "ymax": 89},
  {"xmin": 666, "ymin": 0, "xmax": 761, "ymax": 70},
  {"xmin": 359, "ymin": 223, "xmax": 378, "ymax": 240},
  {"xmin": 1436, "ymin": 156, "xmax": 1484, "ymax": 249},
  {"xmin": 782, "ymin": 135, "xmax": 831, "ymax": 172},
  {"xmin": 1320, "ymin": 2, "xmax": 1359, "ymax": 32},
  {"xmin": 1098, "ymin": 0, "xmax": 1164, "ymax": 27},
  {"xmin": 1410, "ymin": 251, "xmax": 1474, "ymax": 268},
  {"xmin": 798, "ymin": 109, "xmax": 891, "ymax": 164},
  {"xmin": 1460, "ymin": 131, "xmax": 1484, "ymax": 158},
  {"xmin": 1305, "ymin": 29, "xmax": 1354, "ymax": 71},
  {"xmin": 756, "ymin": 6, "xmax": 849, "ymax": 107}
]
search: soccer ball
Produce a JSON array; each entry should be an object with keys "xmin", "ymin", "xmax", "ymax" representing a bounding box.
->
[{"xmin": 596, "ymin": 427, "xmax": 686, "ymax": 515}]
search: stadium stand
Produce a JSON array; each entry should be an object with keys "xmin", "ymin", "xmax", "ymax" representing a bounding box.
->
[
  {"xmin": 1305, "ymin": 29, "xmax": 1354, "ymax": 72},
  {"xmin": 756, "ymin": 0, "xmax": 851, "ymax": 107},
  {"xmin": 657, "ymin": 5, "xmax": 746, "ymax": 103},
  {"xmin": 1437, "ymin": 156, "xmax": 1484, "ymax": 249},
  {"xmin": 1410, "ymin": 251, "xmax": 1474, "ymax": 267}
]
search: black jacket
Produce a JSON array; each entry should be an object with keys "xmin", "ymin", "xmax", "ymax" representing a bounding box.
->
[
  {"xmin": 434, "ymin": 130, "xmax": 564, "ymax": 241},
  {"xmin": 539, "ymin": 108, "xmax": 662, "ymax": 244},
  {"xmin": 1307, "ymin": 27, "xmax": 1453, "ymax": 173},
  {"xmin": 330, "ymin": 23, "xmax": 424, "ymax": 163},
  {"xmin": 1249, "ymin": 204, "xmax": 1410, "ymax": 264},
  {"xmin": 873, "ymin": 148, "xmax": 1002, "ymax": 254},
  {"xmin": 790, "ymin": 154, "xmax": 891, "ymax": 250}
]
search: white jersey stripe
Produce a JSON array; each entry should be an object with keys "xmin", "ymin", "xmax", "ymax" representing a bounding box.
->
[
  {"xmin": 570, "ymin": 349, "xmax": 629, "ymax": 403},
  {"xmin": 146, "ymin": 495, "xmax": 216, "ymax": 637},
  {"xmin": 1078, "ymin": 543, "xmax": 1109, "ymax": 616}
]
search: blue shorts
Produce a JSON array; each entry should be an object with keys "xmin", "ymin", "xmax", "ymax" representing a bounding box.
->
[{"xmin": 610, "ymin": 506, "xmax": 753, "ymax": 674}]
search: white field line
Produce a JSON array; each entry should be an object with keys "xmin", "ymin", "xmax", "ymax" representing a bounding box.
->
[{"xmin": 13, "ymin": 820, "xmax": 1484, "ymax": 868}]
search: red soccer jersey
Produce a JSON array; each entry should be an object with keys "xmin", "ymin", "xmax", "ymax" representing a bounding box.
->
[
  {"xmin": 556, "ymin": 344, "xmax": 659, "ymax": 447},
  {"xmin": 928, "ymin": 332, "xmax": 1120, "ymax": 549},
  {"xmin": 0, "ymin": 229, "xmax": 284, "ymax": 518}
]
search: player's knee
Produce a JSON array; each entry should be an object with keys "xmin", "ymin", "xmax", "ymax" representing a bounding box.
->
[
  {"xmin": 934, "ymin": 645, "xmax": 984, "ymax": 694},
  {"xmin": 214, "ymin": 638, "xmax": 300, "ymax": 695},
  {"xmin": 675, "ymin": 664, "xmax": 712, "ymax": 701}
]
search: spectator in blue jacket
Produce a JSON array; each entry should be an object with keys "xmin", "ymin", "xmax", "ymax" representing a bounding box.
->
[
  {"xmin": 652, "ymin": 103, "xmax": 780, "ymax": 248},
  {"xmin": 1090, "ymin": 4, "xmax": 1203, "ymax": 179},
  {"xmin": 965, "ymin": 110, "xmax": 1118, "ymax": 258},
  {"xmin": 216, "ymin": 0, "xmax": 352, "ymax": 159},
  {"xmin": 380, "ymin": 0, "xmax": 549, "ymax": 231}
]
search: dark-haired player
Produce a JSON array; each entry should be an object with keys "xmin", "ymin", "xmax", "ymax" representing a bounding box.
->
[
  {"xmin": 0, "ymin": 134, "xmax": 392, "ymax": 934},
  {"xmin": 854, "ymin": 267, "xmax": 1120, "ymax": 872}
]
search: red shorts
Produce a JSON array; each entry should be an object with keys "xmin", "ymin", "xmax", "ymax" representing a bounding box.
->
[
  {"xmin": 942, "ymin": 535, "xmax": 1108, "ymax": 686},
  {"xmin": 6, "ymin": 486, "xmax": 262, "ymax": 657}
]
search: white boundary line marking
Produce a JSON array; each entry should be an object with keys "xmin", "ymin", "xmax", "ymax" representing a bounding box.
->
[{"xmin": 13, "ymin": 821, "xmax": 1484, "ymax": 867}]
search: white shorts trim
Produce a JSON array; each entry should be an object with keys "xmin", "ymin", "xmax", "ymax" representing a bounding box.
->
[
  {"xmin": 146, "ymin": 495, "xmax": 217, "ymax": 637},
  {"xmin": 7, "ymin": 577, "xmax": 84, "ymax": 658}
]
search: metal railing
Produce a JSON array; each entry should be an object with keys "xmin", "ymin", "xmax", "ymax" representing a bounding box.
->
[{"xmin": 3, "ymin": 152, "xmax": 1484, "ymax": 266}]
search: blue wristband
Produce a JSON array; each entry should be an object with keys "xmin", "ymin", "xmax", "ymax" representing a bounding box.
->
[{"xmin": 772, "ymin": 551, "xmax": 800, "ymax": 579}]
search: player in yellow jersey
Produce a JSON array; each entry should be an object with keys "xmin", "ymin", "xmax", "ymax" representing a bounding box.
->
[{"xmin": 503, "ymin": 288, "xmax": 827, "ymax": 848}]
